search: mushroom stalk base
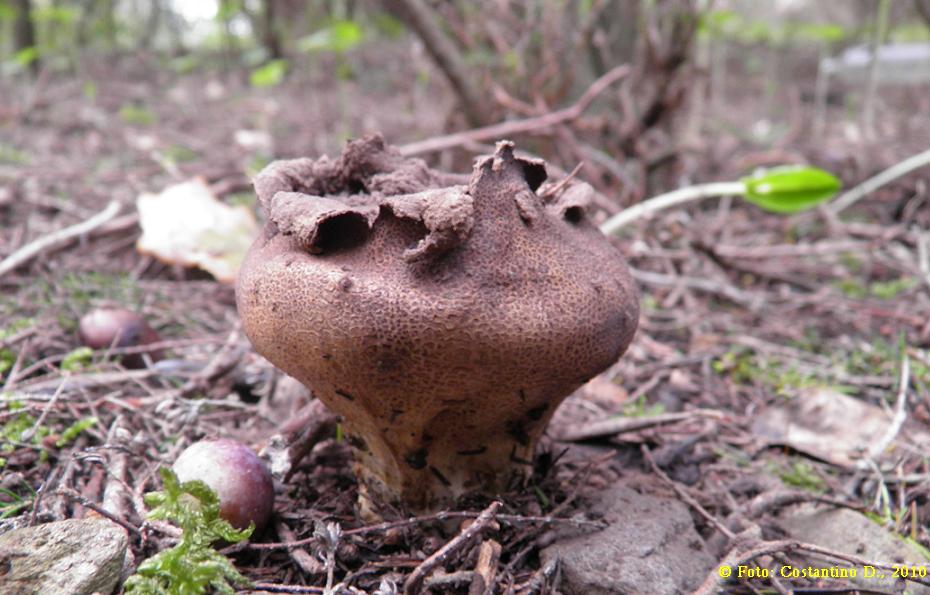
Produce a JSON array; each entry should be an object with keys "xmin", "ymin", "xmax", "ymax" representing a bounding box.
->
[{"xmin": 345, "ymin": 410, "xmax": 553, "ymax": 518}]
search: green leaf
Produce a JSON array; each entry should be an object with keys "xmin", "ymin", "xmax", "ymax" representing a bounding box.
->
[
  {"xmin": 741, "ymin": 166, "xmax": 841, "ymax": 214},
  {"xmin": 249, "ymin": 59, "xmax": 287, "ymax": 88},
  {"xmin": 298, "ymin": 20, "xmax": 363, "ymax": 53}
]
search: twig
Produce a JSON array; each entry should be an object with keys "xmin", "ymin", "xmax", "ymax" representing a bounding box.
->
[
  {"xmin": 628, "ymin": 266, "xmax": 760, "ymax": 309},
  {"xmin": 861, "ymin": 351, "xmax": 910, "ymax": 466},
  {"xmin": 275, "ymin": 520, "xmax": 324, "ymax": 575},
  {"xmin": 539, "ymin": 163, "xmax": 583, "ymax": 199},
  {"xmin": 468, "ymin": 539, "xmax": 501, "ymax": 595},
  {"xmin": 828, "ymin": 148, "xmax": 930, "ymax": 215},
  {"xmin": 101, "ymin": 416, "xmax": 133, "ymax": 522},
  {"xmin": 642, "ymin": 445, "xmax": 735, "ymax": 540},
  {"xmin": 260, "ymin": 399, "xmax": 338, "ymax": 481},
  {"xmin": 398, "ymin": 65, "xmax": 630, "ymax": 156},
  {"xmin": 403, "ymin": 501, "xmax": 501, "ymax": 595},
  {"xmin": 600, "ymin": 181, "xmax": 744, "ymax": 235},
  {"xmin": 559, "ymin": 409, "xmax": 726, "ymax": 442},
  {"xmin": 424, "ymin": 571, "xmax": 476, "ymax": 589},
  {"xmin": 55, "ymin": 486, "xmax": 141, "ymax": 536},
  {"xmin": 0, "ymin": 200, "xmax": 120, "ymax": 278},
  {"xmin": 21, "ymin": 378, "xmax": 66, "ymax": 442},
  {"xmin": 245, "ymin": 510, "xmax": 600, "ymax": 552},
  {"xmin": 251, "ymin": 584, "xmax": 324, "ymax": 594},
  {"xmin": 0, "ymin": 326, "xmax": 38, "ymax": 351},
  {"xmin": 514, "ymin": 556, "xmax": 561, "ymax": 595},
  {"xmin": 174, "ymin": 326, "xmax": 243, "ymax": 398}
]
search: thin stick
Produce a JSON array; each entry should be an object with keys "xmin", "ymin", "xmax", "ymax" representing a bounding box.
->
[
  {"xmin": 539, "ymin": 163, "xmax": 584, "ymax": 199},
  {"xmin": 403, "ymin": 501, "xmax": 501, "ymax": 595},
  {"xmin": 0, "ymin": 200, "xmax": 120, "ymax": 277},
  {"xmin": 559, "ymin": 409, "xmax": 726, "ymax": 442},
  {"xmin": 244, "ymin": 510, "xmax": 600, "ymax": 551},
  {"xmin": 642, "ymin": 445, "xmax": 735, "ymax": 540},
  {"xmin": 250, "ymin": 584, "xmax": 324, "ymax": 594},
  {"xmin": 398, "ymin": 65, "xmax": 630, "ymax": 156},
  {"xmin": 600, "ymin": 182, "xmax": 745, "ymax": 235},
  {"xmin": 861, "ymin": 352, "xmax": 910, "ymax": 466},
  {"xmin": 55, "ymin": 486, "xmax": 141, "ymax": 536},
  {"xmin": 828, "ymin": 148, "xmax": 930, "ymax": 215},
  {"xmin": 468, "ymin": 539, "xmax": 501, "ymax": 595}
]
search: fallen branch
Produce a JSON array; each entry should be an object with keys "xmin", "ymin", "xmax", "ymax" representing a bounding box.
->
[
  {"xmin": 0, "ymin": 200, "xmax": 120, "ymax": 278},
  {"xmin": 399, "ymin": 65, "xmax": 630, "ymax": 156}
]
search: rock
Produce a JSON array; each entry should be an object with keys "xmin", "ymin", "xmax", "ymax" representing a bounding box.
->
[
  {"xmin": 777, "ymin": 506, "xmax": 930, "ymax": 593},
  {"xmin": 541, "ymin": 485, "xmax": 714, "ymax": 595},
  {"xmin": 0, "ymin": 518, "xmax": 129, "ymax": 595}
]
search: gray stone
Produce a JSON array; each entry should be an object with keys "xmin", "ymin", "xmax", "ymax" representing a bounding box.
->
[
  {"xmin": 778, "ymin": 506, "xmax": 930, "ymax": 594},
  {"xmin": 541, "ymin": 485, "xmax": 714, "ymax": 595},
  {"xmin": 0, "ymin": 518, "xmax": 129, "ymax": 595}
]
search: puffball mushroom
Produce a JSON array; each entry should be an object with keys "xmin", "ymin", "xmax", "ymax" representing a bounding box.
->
[
  {"xmin": 172, "ymin": 439, "xmax": 275, "ymax": 532},
  {"xmin": 237, "ymin": 134, "xmax": 639, "ymax": 515},
  {"xmin": 77, "ymin": 307, "xmax": 162, "ymax": 369}
]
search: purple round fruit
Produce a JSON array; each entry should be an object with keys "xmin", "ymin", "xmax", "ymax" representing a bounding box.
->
[
  {"xmin": 172, "ymin": 438, "xmax": 275, "ymax": 532},
  {"xmin": 77, "ymin": 307, "xmax": 162, "ymax": 368}
]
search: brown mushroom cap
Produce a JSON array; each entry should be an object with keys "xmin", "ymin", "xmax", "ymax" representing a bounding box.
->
[{"xmin": 237, "ymin": 135, "xmax": 638, "ymax": 514}]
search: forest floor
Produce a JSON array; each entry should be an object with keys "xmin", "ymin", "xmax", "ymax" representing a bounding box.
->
[{"xmin": 2, "ymin": 48, "xmax": 930, "ymax": 594}]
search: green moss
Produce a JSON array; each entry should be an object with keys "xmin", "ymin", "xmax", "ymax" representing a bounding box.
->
[
  {"xmin": 713, "ymin": 347, "xmax": 828, "ymax": 397},
  {"xmin": 124, "ymin": 468, "xmax": 252, "ymax": 594},
  {"xmin": 621, "ymin": 394, "xmax": 665, "ymax": 418},
  {"xmin": 772, "ymin": 460, "xmax": 826, "ymax": 493},
  {"xmin": 119, "ymin": 104, "xmax": 157, "ymax": 126},
  {"xmin": 836, "ymin": 276, "xmax": 917, "ymax": 300}
]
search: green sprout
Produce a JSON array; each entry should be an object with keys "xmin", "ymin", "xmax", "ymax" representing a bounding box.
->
[
  {"xmin": 124, "ymin": 467, "xmax": 253, "ymax": 594},
  {"xmin": 601, "ymin": 165, "xmax": 842, "ymax": 234}
]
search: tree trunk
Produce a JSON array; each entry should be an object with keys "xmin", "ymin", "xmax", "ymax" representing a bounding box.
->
[
  {"xmin": 384, "ymin": 0, "xmax": 487, "ymax": 127},
  {"xmin": 139, "ymin": 0, "xmax": 163, "ymax": 51},
  {"xmin": 261, "ymin": 0, "xmax": 284, "ymax": 60},
  {"xmin": 12, "ymin": 0, "xmax": 38, "ymax": 75}
]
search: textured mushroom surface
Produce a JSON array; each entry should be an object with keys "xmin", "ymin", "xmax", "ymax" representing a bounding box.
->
[{"xmin": 237, "ymin": 134, "xmax": 639, "ymax": 514}]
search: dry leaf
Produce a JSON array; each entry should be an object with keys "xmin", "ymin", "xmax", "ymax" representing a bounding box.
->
[
  {"xmin": 136, "ymin": 179, "xmax": 258, "ymax": 284},
  {"xmin": 751, "ymin": 387, "xmax": 891, "ymax": 467}
]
